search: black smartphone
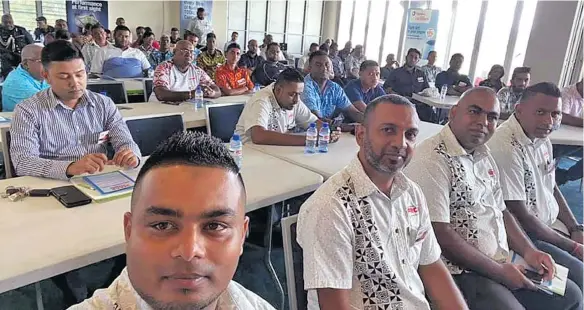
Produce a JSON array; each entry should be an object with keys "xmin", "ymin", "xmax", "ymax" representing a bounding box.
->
[
  {"xmin": 29, "ymin": 189, "xmax": 51, "ymax": 197},
  {"xmin": 50, "ymin": 186, "xmax": 92, "ymax": 208},
  {"xmin": 525, "ymin": 269, "xmax": 543, "ymax": 284}
]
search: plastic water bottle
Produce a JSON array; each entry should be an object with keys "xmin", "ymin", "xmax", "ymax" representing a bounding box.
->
[
  {"xmin": 305, "ymin": 123, "xmax": 317, "ymax": 154},
  {"xmin": 318, "ymin": 123, "xmax": 330, "ymax": 153},
  {"xmin": 253, "ymin": 84, "xmax": 260, "ymax": 93},
  {"xmin": 194, "ymin": 86, "xmax": 204, "ymax": 109},
  {"xmin": 440, "ymin": 84, "xmax": 448, "ymax": 101},
  {"xmin": 148, "ymin": 67, "xmax": 154, "ymax": 78},
  {"xmin": 229, "ymin": 134, "xmax": 243, "ymax": 168}
]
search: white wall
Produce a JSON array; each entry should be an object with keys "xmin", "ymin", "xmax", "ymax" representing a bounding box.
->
[{"xmin": 322, "ymin": 0, "xmax": 341, "ymax": 43}]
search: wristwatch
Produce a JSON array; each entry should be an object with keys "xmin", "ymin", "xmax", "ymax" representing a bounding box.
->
[{"xmin": 569, "ymin": 224, "xmax": 584, "ymax": 233}]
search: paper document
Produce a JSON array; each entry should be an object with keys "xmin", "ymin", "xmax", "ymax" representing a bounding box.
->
[
  {"xmin": 82, "ymin": 171, "xmax": 135, "ymax": 195},
  {"xmin": 510, "ymin": 252, "xmax": 569, "ymax": 296}
]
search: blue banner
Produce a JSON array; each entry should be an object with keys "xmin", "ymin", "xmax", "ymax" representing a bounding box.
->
[
  {"xmin": 180, "ymin": 0, "xmax": 213, "ymax": 32},
  {"xmin": 66, "ymin": 0, "xmax": 108, "ymax": 34},
  {"xmin": 404, "ymin": 9, "xmax": 439, "ymax": 60}
]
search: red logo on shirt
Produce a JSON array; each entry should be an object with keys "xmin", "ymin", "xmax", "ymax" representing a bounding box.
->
[
  {"xmin": 488, "ymin": 169, "xmax": 496, "ymax": 177},
  {"xmin": 407, "ymin": 206, "xmax": 418, "ymax": 214}
]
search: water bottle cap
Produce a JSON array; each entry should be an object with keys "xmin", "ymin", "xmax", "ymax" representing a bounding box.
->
[
  {"xmin": 322, "ymin": 123, "xmax": 329, "ymax": 128},
  {"xmin": 232, "ymin": 133, "xmax": 240, "ymax": 141},
  {"xmin": 309, "ymin": 123, "xmax": 316, "ymax": 128}
]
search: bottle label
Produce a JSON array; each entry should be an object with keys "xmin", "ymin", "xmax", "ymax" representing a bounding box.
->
[
  {"xmin": 307, "ymin": 135, "xmax": 317, "ymax": 141},
  {"xmin": 320, "ymin": 135, "xmax": 330, "ymax": 141},
  {"xmin": 233, "ymin": 149, "xmax": 242, "ymax": 156}
]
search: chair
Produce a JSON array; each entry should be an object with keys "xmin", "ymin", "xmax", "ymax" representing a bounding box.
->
[
  {"xmin": 87, "ymin": 81, "xmax": 128, "ymax": 104},
  {"xmin": 143, "ymin": 79, "xmax": 153, "ymax": 102},
  {"xmin": 1, "ymin": 127, "xmax": 15, "ymax": 178},
  {"xmin": 0, "ymin": 85, "xmax": 3, "ymax": 111},
  {"xmin": 282, "ymin": 215, "xmax": 307, "ymax": 310},
  {"xmin": 205, "ymin": 102, "xmax": 245, "ymax": 142},
  {"xmin": 125, "ymin": 114, "xmax": 185, "ymax": 156}
]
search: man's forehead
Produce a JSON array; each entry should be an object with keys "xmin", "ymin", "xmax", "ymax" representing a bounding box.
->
[{"xmin": 370, "ymin": 104, "xmax": 418, "ymax": 126}]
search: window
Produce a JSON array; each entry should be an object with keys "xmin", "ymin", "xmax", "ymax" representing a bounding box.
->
[
  {"xmin": 268, "ymin": 1, "xmax": 286, "ymax": 34},
  {"xmin": 304, "ymin": 0, "xmax": 323, "ymax": 37},
  {"xmin": 381, "ymin": 0, "xmax": 405, "ymax": 64},
  {"xmin": 41, "ymin": 0, "xmax": 66, "ymax": 27},
  {"xmin": 337, "ymin": 0, "xmax": 353, "ymax": 46},
  {"xmin": 510, "ymin": 0, "xmax": 537, "ymax": 77},
  {"xmin": 287, "ymin": 0, "xmax": 305, "ymax": 34},
  {"xmin": 448, "ymin": 0, "xmax": 482, "ymax": 74},
  {"xmin": 248, "ymin": 1, "xmax": 267, "ymax": 32},
  {"xmin": 365, "ymin": 0, "xmax": 386, "ymax": 62},
  {"xmin": 351, "ymin": 0, "xmax": 367, "ymax": 46},
  {"xmin": 431, "ymin": 0, "xmax": 453, "ymax": 68},
  {"xmin": 7, "ymin": 0, "xmax": 38, "ymax": 32}
]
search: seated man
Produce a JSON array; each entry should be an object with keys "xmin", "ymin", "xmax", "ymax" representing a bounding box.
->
[
  {"xmin": 421, "ymin": 51, "xmax": 441, "ymax": 85},
  {"xmin": 235, "ymin": 68, "xmax": 340, "ymax": 146},
  {"xmin": 10, "ymin": 41, "xmax": 141, "ymax": 180},
  {"xmin": 435, "ymin": 53, "xmax": 472, "ymax": 96},
  {"xmin": 301, "ymin": 50, "xmax": 363, "ymax": 131},
  {"xmin": 237, "ymin": 39, "xmax": 263, "ymax": 74},
  {"xmin": 169, "ymin": 27, "xmax": 180, "ymax": 44},
  {"xmin": 379, "ymin": 53, "xmax": 398, "ymax": 80},
  {"xmin": 151, "ymin": 40, "xmax": 220, "ymax": 102},
  {"xmin": 343, "ymin": 60, "xmax": 386, "ymax": 112},
  {"xmin": 344, "ymin": 44, "xmax": 366, "ymax": 80},
  {"xmin": 298, "ymin": 43, "xmax": 319, "ymax": 73},
  {"xmin": 298, "ymin": 94, "xmax": 468, "ymax": 310},
  {"xmin": 81, "ymin": 24, "xmax": 111, "ymax": 72},
  {"xmin": 215, "ymin": 43, "xmax": 254, "ymax": 96},
  {"xmin": 406, "ymin": 87, "xmax": 582, "ymax": 310},
  {"xmin": 252, "ymin": 42, "xmax": 287, "ymax": 87},
  {"xmin": 498, "ymin": 66, "xmax": 531, "ymax": 117},
  {"xmin": 71, "ymin": 132, "xmax": 275, "ymax": 310},
  {"xmin": 384, "ymin": 47, "xmax": 429, "ymax": 97},
  {"xmin": 90, "ymin": 25, "xmax": 151, "ymax": 78},
  {"xmin": 555, "ymin": 79, "xmax": 583, "ymax": 185},
  {"xmin": 1, "ymin": 44, "xmax": 49, "ymax": 112},
  {"xmin": 259, "ymin": 34, "xmax": 286, "ymax": 61},
  {"xmin": 197, "ymin": 33, "xmax": 225, "ymax": 81},
  {"xmin": 148, "ymin": 33, "xmax": 173, "ymax": 69},
  {"xmin": 488, "ymin": 82, "xmax": 584, "ymax": 290}
]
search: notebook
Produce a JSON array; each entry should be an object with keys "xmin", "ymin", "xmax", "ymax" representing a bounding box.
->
[
  {"xmin": 70, "ymin": 169, "xmax": 138, "ymax": 202},
  {"xmin": 510, "ymin": 251, "xmax": 569, "ymax": 296}
]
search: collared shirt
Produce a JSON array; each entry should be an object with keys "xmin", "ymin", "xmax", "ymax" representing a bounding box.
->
[
  {"xmin": 487, "ymin": 115, "xmax": 559, "ymax": 226},
  {"xmin": 70, "ymin": 268, "xmax": 275, "ymax": 310},
  {"xmin": 90, "ymin": 45, "xmax": 151, "ymax": 74},
  {"xmin": 238, "ymin": 52, "xmax": 263, "ymax": 70},
  {"xmin": 10, "ymin": 88, "xmax": 141, "ymax": 180},
  {"xmin": 497, "ymin": 87, "xmax": 524, "ymax": 113},
  {"xmin": 1, "ymin": 65, "xmax": 49, "ymax": 112},
  {"xmin": 298, "ymin": 156, "xmax": 441, "ymax": 310},
  {"xmin": 405, "ymin": 126, "xmax": 509, "ymax": 274},
  {"xmin": 380, "ymin": 66, "xmax": 394, "ymax": 80},
  {"xmin": 301, "ymin": 74, "xmax": 351, "ymax": 118},
  {"xmin": 215, "ymin": 64, "xmax": 254, "ymax": 90},
  {"xmin": 151, "ymin": 60, "xmax": 215, "ymax": 101},
  {"xmin": 344, "ymin": 54, "xmax": 366, "ymax": 78},
  {"xmin": 384, "ymin": 65, "xmax": 430, "ymax": 97},
  {"xmin": 251, "ymin": 61, "xmax": 287, "ymax": 86},
  {"xmin": 329, "ymin": 55, "xmax": 345, "ymax": 78},
  {"xmin": 223, "ymin": 40, "xmax": 237, "ymax": 52},
  {"xmin": 479, "ymin": 79, "xmax": 504, "ymax": 92},
  {"xmin": 344, "ymin": 79, "xmax": 386, "ymax": 105},
  {"xmin": 197, "ymin": 50, "xmax": 225, "ymax": 81},
  {"xmin": 148, "ymin": 50, "xmax": 174, "ymax": 68},
  {"xmin": 338, "ymin": 48, "xmax": 351, "ymax": 62},
  {"xmin": 421, "ymin": 64, "xmax": 442, "ymax": 84},
  {"xmin": 297, "ymin": 53, "xmax": 310, "ymax": 72},
  {"xmin": 187, "ymin": 18, "xmax": 213, "ymax": 45},
  {"xmin": 561, "ymin": 84, "xmax": 584, "ymax": 118},
  {"xmin": 435, "ymin": 69, "xmax": 472, "ymax": 90},
  {"xmin": 81, "ymin": 41, "xmax": 113, "ymax": 71},
  {"xmin": 234, "ymin": 83, "xmax": 318, "ymax": 144},
  {"xmin": 138, "ymin": 45, "xmax": 157, "ymax": 59}
]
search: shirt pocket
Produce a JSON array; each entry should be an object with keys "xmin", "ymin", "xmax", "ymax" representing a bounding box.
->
[{"xmin": 406, "ymin": 214, "xmax": 423, "ymax": 263}]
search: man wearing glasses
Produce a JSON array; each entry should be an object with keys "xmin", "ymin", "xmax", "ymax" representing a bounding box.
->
[
  {"xmin": 150, "ymin": 40, "xmax": 220, "ymax": 102},
  {"xmin": 1, "ymin": 44, "xmax": 49, "ymax": 111}
]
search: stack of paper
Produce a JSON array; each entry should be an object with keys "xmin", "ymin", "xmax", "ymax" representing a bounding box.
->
[
  {"xmin": 71, "ymin": 170, "xmax": 136, "ymax": 203},
  {"xmin": 510, "ymin": 252, "xmax": 569, "ymax": 296}
]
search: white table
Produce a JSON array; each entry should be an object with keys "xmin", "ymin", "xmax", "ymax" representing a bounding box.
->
[
  {"xmin": 412, "ymin": 93, "xmax": 459, "ymax": 109},
  {"xmin": 249, "ymin": 121, "xmax": 444, "ymax": 179},
  {"xmin": 550, "ymin": 125, "xmax": 583, "ymax": 146},
  {"xmin": 0, "ymin": 147, "xmax": 322, "ymax": 295}
]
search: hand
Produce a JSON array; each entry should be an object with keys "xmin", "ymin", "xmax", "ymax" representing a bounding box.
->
[
  {"xmin": 570, "ymin": 230, "xmax": 583, "ymax": 245},
  {"xmin": 498, "ymin": 263, "xmax": 538, "ymax": 291},
  {"xmin": 66, "ymin": 154, "xmax": 108, "ymax": 176},
  {"xmin": 523, "ymin": 249, "xmax": 555, "ymax": 282},
  {"xmin": 330, "ymin": 128, "xmax": 341, "ymax": 143},
  {"xmin": 571, "ymin": 243, "xmax": 583, "ymax": 260},
  {"xmin": 110, "ymin": 149, "xmax": 139, "ymax": 168},
  {"xmin": 202, "ymin": 86, "xmax": 214, "ymax": 97}
]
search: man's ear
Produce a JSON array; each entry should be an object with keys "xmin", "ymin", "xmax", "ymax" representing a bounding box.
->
[
  {"xmin": 41, "ymin": 67, "xmax": 49, "ymax": 81},
  {"xmin": 123, "ymin": 212, "xmax": 132, "ymax": 241},
  {"xmin": 355, "ymin": 123, "xmax": 366, "ymax": 147}
]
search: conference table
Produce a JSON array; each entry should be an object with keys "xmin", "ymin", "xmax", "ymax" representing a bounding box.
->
[
  {"xmin": 412, "ymin": 93, "xmax": 459, "ymax": 109},
  {"xmin": 0, "ymin": 146, "xmax": 322, "ymax": 310}
]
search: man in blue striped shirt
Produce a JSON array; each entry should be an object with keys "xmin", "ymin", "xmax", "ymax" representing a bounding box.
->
[{"xmin": 10, "ymin": 40, "xmax": 141, "ymax": 181}]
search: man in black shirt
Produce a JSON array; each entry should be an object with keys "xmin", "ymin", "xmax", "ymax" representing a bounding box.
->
[
  {"xmin": 238, "ymin": 39, "xmax": 262, "ymax": 73},
  {"xmin": 384, "ymin": 48, "xmax": 429, "ymax": 97},
  {"xmin": 170, "ymin": 27, "xmax": 180, "ymax": 44},
  {"xmin": 0, "ymin": 14, "xmax": 34, "ymax": 78},
  {"xmin": 435, "ymin": 53, "xmax": 472, "ymax": 96},
  {"xmin": 252, "ymin": 42, "xmax": 287, "ymax": 86},
  {"xmin": 34, "ymin": 16, "xmax": 55, "ymax": 43}
]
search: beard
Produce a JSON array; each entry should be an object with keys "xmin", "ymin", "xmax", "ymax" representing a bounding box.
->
[
  {"xmin": 363, "ymin": 136, "xmax": 407, "ymax": 175},
  {"xmin": 135, "ymin": 286, "xmax": 224, "ymax": 310}
]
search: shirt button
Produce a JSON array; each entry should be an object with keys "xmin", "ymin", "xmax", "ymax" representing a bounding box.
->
[
  {"xmin": 395, "ymin": 228, "xmax": 399, "ymax": 234},
  {"xmin": 401, "ymin": 259, "xmax": 406, "ymax": 264}
]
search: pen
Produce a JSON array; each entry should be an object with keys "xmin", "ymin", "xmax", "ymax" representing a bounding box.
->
[{"xmin": 541, "ymin": 264, "xmax": 561, "ymax": 281}]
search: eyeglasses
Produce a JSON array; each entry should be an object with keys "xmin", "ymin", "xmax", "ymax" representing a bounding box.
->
[
  {"xmin": 176, "ymin": 49, "xmax": 194, "ymax": 55},
  {"xmin": 24, "ymin": 59, "xmax": 41, "ymax": 63}
]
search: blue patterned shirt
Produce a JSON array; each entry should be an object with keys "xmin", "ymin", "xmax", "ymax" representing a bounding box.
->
[
  {"xmin": 10, "ymin": 88, "xmax": 141, "ymax": 180},
  {"xmin": 148, "ymin": 50, "xmax": 174, "ymax": 68},
  {"xmin": 302, "ymin": 74, "xmax": 352, "ymax": 118}
]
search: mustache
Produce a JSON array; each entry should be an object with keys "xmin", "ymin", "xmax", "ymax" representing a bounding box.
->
[{"xmin": 161, "ymin": 262, "xmax": 215, "ymax": 279}]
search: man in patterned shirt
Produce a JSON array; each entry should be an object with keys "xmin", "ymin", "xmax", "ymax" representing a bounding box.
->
[
  {"xmin": 497, "ymin": 66, "xmax": 531, "ymax": 118},
  {"xmin": 197, "ymin": 33, "xmax": 225, "ymax": 81},
  {"xmin": 81, "ymin": 24, "xmax": 111, "ymax": 72},
  {"xmin": 215, "ymin": 43, "xmax": 254, "ymax": 96},
  {"xmin": 151, "ymin": 40, "xmax": 220, "ymax": 102},
  {"xmin": 488, "ymin": 83, "xmax": 584, "ymax": 291},
  {"xmin": 148, "ymin": 34, "xmax": 173, "ymax": 69},
  {"xmin": 406, "ymin": 87, "xmax": 582, "ymax": 309},
  {"xmin": 298, "ymin": 94, "xmax": 467, "ymax": 310}
]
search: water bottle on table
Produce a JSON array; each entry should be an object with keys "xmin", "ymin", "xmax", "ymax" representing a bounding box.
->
[
  {"xmin": 194, "ymin": 86, "xmax": 204, "ymax": 109},
  {"xmin": 229, "ymin": 134, "xmax": 243, "ymax": 168},
  {"xmin": 305, "ymin": 123, "xmax": 317, "ymax": 154},
  {"xmin": 252, "ymin": 85, "xmax": 260, "ymax": 93},
  {"xmin": 318, "ymin": 123, "xmax": 330, "ymax": 153},
  {"xmin": 440, "ymin": 84, "xmax": 448, "ymax": 101}
]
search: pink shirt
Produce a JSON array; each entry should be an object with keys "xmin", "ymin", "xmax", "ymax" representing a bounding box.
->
[{"xmin": 561, "ymin": 84, "xmax": 583, "ymax": 117}]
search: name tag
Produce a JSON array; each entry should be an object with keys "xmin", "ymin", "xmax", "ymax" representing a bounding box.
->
[
  {"xmin": 237, "ymin": 78, "xmax": 246, "ymax": 86},
  {"xmin": 98, "ymin": 130, "xmax": 109, "ymax": 144},
  {"xmin": 458, "ymin": 81, "xmax": 467, "ymax": 87},
  {"xmin": 417, "ymin": 77, "xmax": 424, "ymax": 83}
]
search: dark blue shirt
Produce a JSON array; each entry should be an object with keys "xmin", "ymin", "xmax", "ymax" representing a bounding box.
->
[
  {"xmin": 238, "ymin": 52, "xmax": 264, "ymax": 70},
  {"xmin": 383, "ymin": 66, "xmax": 429, "ymax": 97},
  {"xmin": 435, "ymin": 69, "xmax": 472, "ymax": 90},
  {"xmin": 344, "ymin": 79, "xmax": 386, "ymax": 105}
]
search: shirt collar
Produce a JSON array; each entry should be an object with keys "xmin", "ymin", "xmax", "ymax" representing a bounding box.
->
[
  {"xmin": 345, "ymin": 156, "xmax": 411, "ymax": 199},
  {"xmin": 305, "ymin": 74, "xmax": 331, "ymax": 89},
  {"xmin": 47, "ymin": 89, "xmax": 94, "ymax": 110},
  {"xmin": 506, "ymin": 114, "xmax": 547, "ymax": 147},
  {"xmin": 439, "ymin": 125, "xmax": 490, "ymax": 161}
]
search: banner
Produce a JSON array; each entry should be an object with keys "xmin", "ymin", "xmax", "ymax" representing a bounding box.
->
[
  {"xmin": 404, "ymin": 9, "xmax": 439, "ymax": 60},
  {"xmin": 66, "ymin": 0, "xmax": 108, "ymax": 34},
  {"xmin": 180, "ymin": 0, "xmax": 213, "ymax": 33}
]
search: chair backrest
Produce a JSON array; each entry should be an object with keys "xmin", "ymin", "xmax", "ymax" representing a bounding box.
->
[
  {"xmin": 144, "ymin": 79, "xmax": 154, "ymax": 102},
  {"xmin": 125, "ymin": 113, "xmax": 185, "ymax": 156},
  {"xmin": 205, "ymin": 102, "xmax": 245, "ymax": 142},
  {"xmin": 282, "ymin": 215, "xmax": 307, "ymax": 310},
  {"xmin": 87, "ymin": 81, "xmax": 128, "ymax": 104},
  {"xmin": 0, "ymin": 85, "xmax": 3, "ymax": 112},
  {"xmin": 1, "ymin": 127, "xmax": 15, "ymax": 178}
]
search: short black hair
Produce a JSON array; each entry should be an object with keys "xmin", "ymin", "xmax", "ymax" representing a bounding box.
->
[
  {"xmin": 171, "ymin": 27, "xmax": 178, "ymax": 32},
  {"xmin": 197, "ymin": 7, "xmax": 205, "ymax": 13},
  {"xmin": 520, "ymin": 82, "xmax": 561, "ymax": 103},
  {"xmin": 136, "ymin": 26, "xmax": 144, "ymax": 32},
  {"xmin": 206, "ymin": 32, "xmax": 216, "ymax": 40},
  {"xmin": 427, "ymin": 50, "xmax": 436, "ymax": 58},
  {"xmin": 267, "ymin": 42, "xmax": 279, "ymax": 51},
  {"xmin": 132, "ymin": 131, "xmax": 245, "ymax": 207},
  {"xmin": 104, "ymin": 29, "xmax": 111, "ymax": 34},
  {"xmin": 91, "ymin": 23, "xmax": 104, "ymax": 31},
  {"xmin": 142, "ymin": 31, "xmax": 154, "ymax": 38},
  {"xmin": 184, "ymin": 31, "xmax": 198, "ymax": 40},
  {"xmin": 232, "ymin": 31, "xmax": 239, "ymax": 35},
  {"xmin": 364, "ymin": 94, "xmax": 415, "ymax": 124},
  {"xmin": 319, "ymin": 43, "xmax": 329, "ymax": 53},
  {"xmin": 144, "ymin": 27, "xmax": 153, "ymax": 33},
  {"xmin": 54, "ymin": 29, "xmax": 71, "ymax": 40},
  {"xmin": 309, "ymin": 50, "xmax": 328, "ymax": 63},
  {"xmin": 114, "ymin": 25, "xmax": 131, "ymax": 35},
  {"xmin": 330, "ymin": 42, "xmax": 338, "ymax": 49},
  {"xmin": 360, "ymin": 60, "xmax": 379, "ymax": 72},
  {"xmin": 226, "ymin": 43, "xmax": 241, "ymax": 52},
  {"xmin": 310, "ymin": 42, "xmax": 319, "ymax": 49},
  {"xmin": 41, "ymin": 40, "xmax": 82, "ymax": 68},
  {"xmin": 512, "ymin": 66, "xmax": 531, "ymax": 80},
  {"xmin": 451, "ymin": 53, "xmax": 464, "ymax": 60},
  {"xmin": 275, "ymin": 68, "xmax": 304, "ymax": 86},
  {"xmin": 406, "ymin": 48, "xmax": 421, "ymax": 58}
]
